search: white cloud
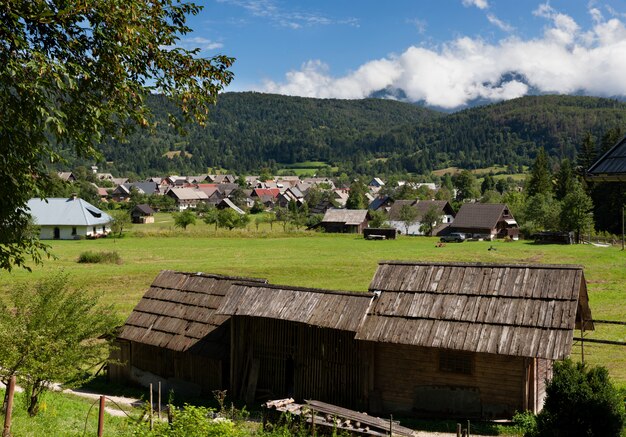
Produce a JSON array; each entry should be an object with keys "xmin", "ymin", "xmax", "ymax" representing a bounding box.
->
[
  {"xmin": 218, "ymin": 0, "xmax": 358, "ymax": 29},
  {"xmin": 487, "ymin": 13, "xmax": 514, "ymax": 32},
  {"xmin": 257, "ymin": 8, "xmax": 626, "ymax": 109},
  {"xmin": 462, "ymin": 0, "xmax": 489, "ymax": 10},
  {"xmin": 407, "ymin": 18, "xmax": 427, "ymax": 34}
]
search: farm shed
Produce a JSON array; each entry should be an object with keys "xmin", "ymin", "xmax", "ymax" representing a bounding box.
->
[
  {"xmin": 217, "ymin": 283, "xmax": 374, "ymax": 409},
  {"xmin": 358, "ymin": 261, "xmax": 593, "ymax": 418},
  {"xmin": 317, "ymin": 208, "xmax": 369, "ymax": 233},
  {"xmin": 110, "ymin": 270, "xmax": 267, "ymax": 396}
]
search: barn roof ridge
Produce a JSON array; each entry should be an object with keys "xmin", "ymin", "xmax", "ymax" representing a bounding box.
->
[
  {"xmin": 229, "ymin": 281, "xmax": 374, "ymax": 298},
  {"xmin": 377, "ymin": 260, "xmax": 584, "ymax": 270}
]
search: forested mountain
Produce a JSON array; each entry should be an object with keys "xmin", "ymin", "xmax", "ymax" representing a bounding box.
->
[{"xmin": 92, "ymin": 93, "xmax": 626, "ymax": 177}]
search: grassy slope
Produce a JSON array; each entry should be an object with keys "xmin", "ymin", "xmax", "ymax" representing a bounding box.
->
[{"xmin": 1, "ymin": 215, "xmax": 625, "ymax": 388}]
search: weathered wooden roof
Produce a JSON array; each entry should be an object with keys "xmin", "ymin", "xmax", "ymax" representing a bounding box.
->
[
  {"xmin": 321, "ymin": 208, "xmax": 368, "ymax": 225},
  {"xmin": 118, "ymin": 270, "xmax": 267, "ymax": 357},
  {"xmin": 357, "ymin": 261, "xmax": 592, "ymax": 360},
  {"xmin": 218, "ymin": 283, "xmax": 373, "ymax": 332},
  {"xmin": 587, "ymin": 135, "xmax": 626, "ymax": 181}
]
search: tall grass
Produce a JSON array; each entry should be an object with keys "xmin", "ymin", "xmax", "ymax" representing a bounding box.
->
[{"xmin": 77, "ymin": 250, "xmax": 122, "ymax": 264}]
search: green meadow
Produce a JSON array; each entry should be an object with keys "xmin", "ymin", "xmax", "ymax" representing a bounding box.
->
[{"xmin": 1, "ymin": 214, "xmax": 625, "ymax": 388}]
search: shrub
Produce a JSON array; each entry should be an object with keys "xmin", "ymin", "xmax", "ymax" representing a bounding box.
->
[
  {"xmin": 512, "ymin": 410, "xmax": 538, "ymax": 437},
  {"xmin": 77, "ymin": 250, "xmax": 122, "ymax": 264},
  {"xmin": 536, "ymin": 359, "xmax": 625, "ymax": 437}
]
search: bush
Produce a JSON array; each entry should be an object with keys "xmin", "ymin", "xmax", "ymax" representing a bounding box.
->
[
  {"xmin": 512, "ymin": 410, "xmax": 538, "ymax": 437},
  {"xmin": 77, "ymin": 250, "xmax": 122, "ymax": 264},
  {"xmin": 536, "ymin": 359, "xmax": 625, "ymax": 437}
]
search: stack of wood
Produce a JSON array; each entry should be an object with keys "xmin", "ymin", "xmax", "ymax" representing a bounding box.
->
[{"xmin": 263, "ymin": 398, "xmax": 415, "ymax": 437}]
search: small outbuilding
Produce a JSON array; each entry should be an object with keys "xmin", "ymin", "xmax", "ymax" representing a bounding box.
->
[
  {"xmin": 27, "ymin": 196, "xmax": 112, "ymax": 239},
  {"xmin": 131, "ymin": 204, "xmax": 155, "ymax": 224},
  {"xmin": 317, "ymin": 208, "xmax": 369, "ymax": 233}
]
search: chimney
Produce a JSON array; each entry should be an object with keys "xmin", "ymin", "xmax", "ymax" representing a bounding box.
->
[{"xmin": 69, "ymin": 193, "xmax": 78, "ymax": 200}]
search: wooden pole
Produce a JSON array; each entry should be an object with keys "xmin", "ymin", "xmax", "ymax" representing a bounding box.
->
[
  {"xmin": 97, "ymin": 395, "xmax": 105, "ymax": 437},
  {"xmin": 149, "ymin": 383, "xmax": 153, "ymax": 431},
  {"xmin": 389, "ymin": 414, "xmax": 393, "ymax": 436},
  {"xmin": 311, "ymin": 408, "xmax": 315, "ymax": 437},
  {"xmin": 456, "ymin": 423, "xmax": 462, "ymax": 437},
  {"xmin": 158, "ymin": 382, "xmax": 161, "ymax": 420},
  {"xmin": 579, "ymin": 310, "xmax": 585, "ymax": 364},
  {"xmin": 2, "ymin": 376, "xmax": 16, "ymax": 437},
  {"xmin": 622, "ymin": 204, "xmax": 624, "ymax": 251},
  {"xmin": 467, "ymin": 419, "xmax": 471, "ymax": 437}
]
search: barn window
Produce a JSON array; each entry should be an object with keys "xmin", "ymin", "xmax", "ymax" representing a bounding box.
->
[{"xmin": 439, "ymin": 350, "xmax": 473, "ymax": 375}]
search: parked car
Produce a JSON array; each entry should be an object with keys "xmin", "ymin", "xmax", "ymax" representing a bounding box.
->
[{"xmin": 440, "ymin": 232, "xmax": 466, "ymax": 243}]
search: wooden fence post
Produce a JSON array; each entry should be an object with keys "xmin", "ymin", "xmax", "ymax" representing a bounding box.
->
[
  {"xmin": 97, "ymin": 395, "xmax": 105, "ymax": 437},
  {"xmin": 2, "ymin": 376, "xmax": 16, "ymax": 437},
  {"xmin": 389, "ymin": 413, "xmax": 393, "ymax": 436},
  {"xmin": 456, "ymin": 423, "xmax": 462, "ymax": 437},
  {"xmin": 158, "ymin": 382, "xmax": 161, "ymax": 420},
  {"xmin": 149, "ymin": 383, "xmax": 153, "ymax": 431}
]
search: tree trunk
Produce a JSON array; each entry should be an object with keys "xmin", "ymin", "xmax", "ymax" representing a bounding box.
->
[{"xmin": 27, "ymin": 393, "xmax": 39, "ymax": 417}]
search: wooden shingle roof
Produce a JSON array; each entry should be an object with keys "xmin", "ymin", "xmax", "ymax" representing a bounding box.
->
[
  {"xmin": 218, "ymin": 283, "xmax": 373, "ymax": 332},
  {"xmin": 118, "ymin": 270, "xmax": 266, "ymax": 357},
  {"xmin": 321, "ymin": 209, "xmax": 368, "ymax": 225},
  {"xmin": 357, "ymin": 261, "xmax": 592, "ymax": 360}
]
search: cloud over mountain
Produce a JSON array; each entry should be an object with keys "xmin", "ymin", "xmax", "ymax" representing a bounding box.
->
[{"xmin": 259, "ymin": 5, "xmax": 626, "ymax": 109}]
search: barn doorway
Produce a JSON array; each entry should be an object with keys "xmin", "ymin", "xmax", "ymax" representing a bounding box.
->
[{"xmin": 53, "ymin": 227, "xmax": 60, "ymax": 239}]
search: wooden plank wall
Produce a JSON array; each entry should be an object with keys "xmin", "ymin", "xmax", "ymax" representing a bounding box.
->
[
  {"xmin": 535, "ymin": 358, "xmax": 552, "ymax": 412},
  {"xmin": 373, "ymin": 343, "xmax": 526, "ymax": 418},
  {"xmin": 109, "ymin": 339, "xmax": 131, "ymax": 383},
  {"xmin": 129, "ymin": 342, "xmax": 224, "ymax": 392},
  {"xmin": 232, "ymin": 316, "xmax": 369, "ymax": 409}
]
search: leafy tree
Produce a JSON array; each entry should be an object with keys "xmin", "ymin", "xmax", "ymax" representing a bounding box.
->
[
  {"xmin": 173, "ymin": 210, "xmax": 196, "ymax": 230},
  {"xmin": 346, "ymin": 180, "xmax": 367, "ymax": 209},
  {"xmin": 536, "ymin": 360, "xmax": 625, "ymax": 437},
  {"xmin": 0, "ymin": 1, "xmax": 234, "ymax": 271},
  {"xmin": 250, "ymin": 201, "xmax": 265, "ymax": 214},
  {"xmin": 522, "ymin": 193, "xmax": 561, "ymax": 235},
  {"xmin": 368, "ymin": 210, "xmax": 388, "ymax": 228},
  {"xmin": 419, "ymin": 206, "xmax": 441, "ymax": 236},
  {"xmin": 202, "ymin": 206, "xmax": 219, "ymax": 231},
  {"xmin": 481, "ymin": 174, "xmax": 496, "ymax": 194},
  {"xmin": 495, "ymin": 177, "xmax": 517, "ymax": 194},
  {"xmin": 599, "ymin": 126, "xmax": 623, "ymax": 154},
  {"xmin": 217, "ymin": 209, "xmax": 248, "ymax": 230},
  {"xmin": 110, "ymin": 210, "xmax": 131, "ymax": 238},
  {"xmin": 526, "ymin": 148, "xmax": 552, "ymax": 197},
  {"xmin": 480, "ymin": 190, "xmax": 503, "ymax": 204},
  {"xmin": 274, "ymin": 207, "xmax": 290, "ymax": 232},
  {"xmin": 0, "ymin": 275, "xmax": 117, "ymax": 416},
  {"xmin": 398, "ymin": 204, "xmax": 419, "ymax": 235},
  {"xmin": 560, "ymin": 181, "xmax": 594, "ymax": 243},
  {"xmin": 454, "ymin": 170, "xmax": 479, "ymax": 201},
  {"xmin": 434, "ymin": 187, "xmax": 453, "ymax": 201}
]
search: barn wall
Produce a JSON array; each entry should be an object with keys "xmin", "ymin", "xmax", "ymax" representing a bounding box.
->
[
  {"xmin": 109, "ymin": 342, "xmax": 224, "ymax": 396},
  {"xmin": 373, "ymin": 343, "xmax": 526, "ymax": 419},
  {"xmin": 231, "ymin": 316, "xmax": 370, "ymax": 409}
]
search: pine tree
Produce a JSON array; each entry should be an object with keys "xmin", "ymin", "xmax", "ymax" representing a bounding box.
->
[
  {"xmin": 554, "ymin": 159, "xmax": 575, "ymax": 201},
  {"xmin": 577, "ymin": 132, "xmax": 597, "ymax": 171},
  {"xmin": 526, "ymin": 148, "xmax": 552, "ymax": 197}
]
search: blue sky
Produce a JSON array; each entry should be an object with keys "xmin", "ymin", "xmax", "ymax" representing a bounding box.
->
[{"xmin": 182, "ymin": 0, "xmax": 626, "ymax": 108}]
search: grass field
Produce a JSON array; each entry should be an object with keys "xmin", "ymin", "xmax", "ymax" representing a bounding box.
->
[{"xmin": 1, "ymin": 215, "xmax": 625, "ymax": 388}]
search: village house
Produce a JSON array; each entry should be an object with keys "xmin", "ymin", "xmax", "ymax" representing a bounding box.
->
[
  {"xmin": 113, "ymin": 261, "xmax": 593, "ymax": 419},
  {"xmin": 317, "ymin": 209, "xmax": 369, "ymax": 233},
  {"xmin": 447, "ymin": 203, "xmax": 519, "ymax": 240},
  {"xmin": 111, "ymin": 182, "xmax": 159, "ymax": 202},
  {"xmin": 57, "ymin": 171, "xmax": 77, "ymax": 182},
  {"xmin": 27, "ymin": 195, "xmax": 112, "ymax": 239},
  {"xmin": 165, "ymin": 187, "xmax": 209, "ymax": 210},
  {"xmin": 386, "ymin": 199, "xmax": 455, "ymax": 235}
]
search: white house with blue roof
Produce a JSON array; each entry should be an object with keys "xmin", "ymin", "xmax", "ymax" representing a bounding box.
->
[{"xmin": 27, "ymin": 196, "xmax": 112, "ymax": 239}]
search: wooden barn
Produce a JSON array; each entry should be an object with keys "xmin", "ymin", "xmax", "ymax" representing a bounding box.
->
[
  {"xmin": 217, "ymin": 283, "xmax": 374, "ymax": 409},
  {"xmin": 109, "ymin": 270, "xmax": 266, "ymax": 396},
  {"xmin": 358, "ymin": 261, "xmax": 593, "ymax": 418},
  {"xmin": 111, "ymin": 261, "xmax": 593, "ymax": 420}
]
